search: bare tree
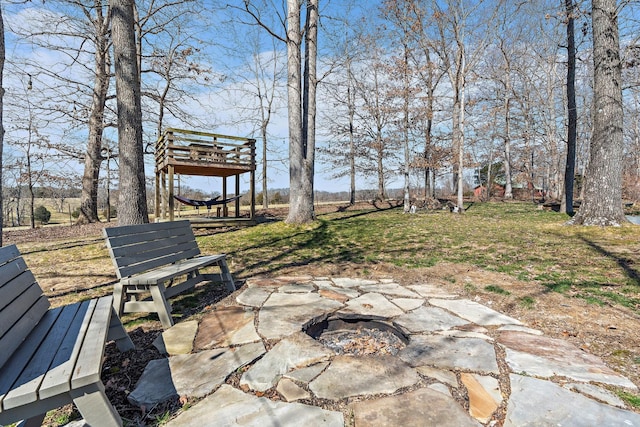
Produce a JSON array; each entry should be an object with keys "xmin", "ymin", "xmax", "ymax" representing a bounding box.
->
[
  {"xmin": 382, "ymin": 0, "xmax": 418, "ymax": 213},
  {"xmin": 111, "ymin": 0, "xmax": 149, "ymax": 225},
  {"xmin": 241, "ymin": 0, "xmax": 319, "ymax": 223},
  {"xmin": 570, "ymin": 0, "xmax": 626, "ymax": 225},
  {"xmin": 562, "ymin": 0, "xmax": 578, "ymax": 214},
  {"xmin": 287, "ymin": 0, "xmax": 318, "ymax": 223},
  {"xmin": 80, "ymin": 0, "xmax": 111, "ymax": 224},
  {"xmin": 431, "ymin": 0, "xmax": 500, "ymax": 212}
]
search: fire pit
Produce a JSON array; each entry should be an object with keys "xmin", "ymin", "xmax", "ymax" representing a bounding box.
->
[{"xmin": 304, "ymin": 317, "xmax": 409, "ymax": 356}]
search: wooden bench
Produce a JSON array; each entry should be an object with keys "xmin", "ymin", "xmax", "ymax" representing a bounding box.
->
[
  {"xmin": 0, "ymin": 244, "xmax": 134, "ymax": 427},
  {"xmin": 103, "ymin": 220, "xmax": 236, "ymax": 329}
]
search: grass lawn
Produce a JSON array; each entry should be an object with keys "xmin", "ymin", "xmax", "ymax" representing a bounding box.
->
[{"xmin": 191, "ymin": 201, "xmax": 640, "ymax": 313}]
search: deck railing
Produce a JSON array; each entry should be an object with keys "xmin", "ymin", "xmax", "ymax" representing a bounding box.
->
[{"xmin": 155, "ymin": 128, "xmax": 255, "ymax": 172}]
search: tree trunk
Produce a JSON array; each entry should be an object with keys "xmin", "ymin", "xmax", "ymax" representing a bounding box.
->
[
  {"xmin": 347, "ymin": 59, "xmax": 356, "ymax": 205},
  {"xmin": 569, "ymin": 0, "xmax": 625, "ymax": 226},
  {"xmin": 111, "ymin": 0, "xmax": 149, "ymax": 225},
  {"xmin": 503, "ymin": 69, "xmax": 513, "ymax": 200},
  {"xmin": 455, "ymin": 47, "xmax": 465, "ymax": 212},
  {"xmin": 402, "ymin": 42, "xmax": 411, "ymax": 213},
  {"xmin": 285, "ymin": 0, "xmax": 316, "ymax": 224},
  {"xmin": 0, "ymin": 3, "xmax": 4, "ymax": 246},
  {"xmin": 562, "ymin": 0, "xmax": 577, "ymax": 215},
  {"xmin": 78, "ymin": 1, "xmax": 110, "ymax": 224}
]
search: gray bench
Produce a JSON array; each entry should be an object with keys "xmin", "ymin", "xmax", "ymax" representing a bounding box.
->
[
  {"xmin": 103, "ymin": 220, "xmax": 236, "ymax": 329},
  {"xmin": 0, "ymin": 244, "xmax": 134, "ymax": 427}
]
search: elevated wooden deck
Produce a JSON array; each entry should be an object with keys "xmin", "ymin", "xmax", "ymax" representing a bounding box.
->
[{"xmin": 154, "ymin": 128, "xmax": 256, "ymax": 221}]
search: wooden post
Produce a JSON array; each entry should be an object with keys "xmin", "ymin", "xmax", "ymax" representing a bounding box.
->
[
  {"xmin": 223, "ymin": 176, "xmax": 228, "ymax": 218},
  {"xmin": 250, "ymin": 169, "xmax": 255, "ymax": 219},
  {"xmin": 168, "ymin": 165, "xmax": 175, "ymax": 221},
  {"xmin": 161, "ymin": 170, "xmax": 167, "ymax": 219},
  {"xmin": 235, "ymin": 174, "xmax": 240, "ymax": 217},
  {"xmin": 154, "ymin": 173, "xmax": 160, "ymax": 221}
]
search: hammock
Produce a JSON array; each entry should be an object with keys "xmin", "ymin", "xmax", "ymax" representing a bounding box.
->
[
  {"xmin": 173, "ymin": 194, "xmax": 242, "ymax": 208},
  {"xmin": 173, "ymin": 195, "xmax": 221, "ymax": 208}
]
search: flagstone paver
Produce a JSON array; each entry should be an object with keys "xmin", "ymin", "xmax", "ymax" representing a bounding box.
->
[
  {"xmin": 170, "ymin": 342, "xmax": 266, "ymax": 398},
  {"xmin": 157, "ymin": 320, "xmax": 198, "ymax": 355},
  {"xmin": 235, "ymin": 286, "xmax": 273, "ymax": 307},
  {"xmin": 339, "ymin": 292, "xmax": 404, "ymax": 318},
  {"xmin": 240, "ymin": 332, "xmax": 334, "ymax": 392},
  {"xmin": 194, "ymin": 306, "xmax": 260, "ymax": 350},
  {"xmin": 505, "ymin": 374, "xmax": 640, "ymax": 427},
  {"xmin": 283, "ymin": 362, "xmax": 329, "ymax": 382},
  {"xmin": 391, "ymin": 297, "xmax": 424, "ymax": 311},
  {"xmin": 498, "ymin": 330, "xmax": 638, "ymax": 388},
  {"xmin": 358, "ymin": 283, "xmax": 422, "ymax": 298},
  {"xmin": 122, "ymin": 276, "xmax": 640, "ymax": 427},
  {"xmin": 394, "ymin": 306, "xmax": 468, "ymax": 333},
  {"xmin": 308, "ymin": 355, "xmax": 420, "ymax": 400},
  {"xmin": 257, "ymin": 292, "xmax": 343, "ymax": 339},
  {"xmin": 350, "ymin": 388, "xmax": 481, "ymax": 427},
  {"xmin": 276, "ymin": 378, "xmax": 311, "ymax": 402},
  {"xmin": 399, "ymin": 335, "xmax": 500, "ymax": 373},
  {"xmin": 564, "ymin": 383, "xmax": 627, "ymax": 408},
  {"xmin": 165, "ymin": 385, "xmax": 344, "ymax": 427},
  {"xmin": 416, "ymin": 366, "xmax": 459, "ymax": 387},
  {"xmin": 430, "ymin": 298, "xmax": 524, "ymax": 326},
  {"xmin": 460, "ymin": 373, "xmax": 501, "ymax": 423}
]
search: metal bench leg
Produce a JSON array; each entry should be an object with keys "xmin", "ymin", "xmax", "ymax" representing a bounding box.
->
[
  {"xmin": 150, "ymin": 283, "xmax": 174, "ymax": 329},
  {"xmin": 108, "ymin": 308, "xmax": 135, "ymax": 352},
  {"xmin": 71, "ymin": 382, "xmax": 122, "ymax": 427}
]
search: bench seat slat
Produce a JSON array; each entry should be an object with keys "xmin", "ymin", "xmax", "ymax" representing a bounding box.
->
[
  {"xmin": 0, "ymin": 277, "xmax": 47, "ymax": 338},
  {"xmin": 0, "ymin": 295, "xmax": 50, "ymax": 370},
  {"xmin": 114, "ymin": 246, "xmax": 201, "ymax": 279},
  {"xmin": 121, "ymin": 254, "xmax": 226, "ymax": 285},
  {"xmin": 39, "ymin": 300, "xmax": 95, "ymax": 399},
  {"xmin": 103, "ymin": 220, "xmax": 192, "ymax": 238},
  {"xmin": 0, "ymin": 264, "xmax": 37, "ymax": 313},
  {"xmin": 0, "ymin": 257, "xmax": 30, "ymax": 302},
  {"xmin": 2, "ymin": 303, "xmax": 86, "ymax": 410},
  {"xmin": 107, "ymin": 231, "xmax": 196, "ymax": 257},
  {"xmin": 72, "ymin": 296, "xmax": 113, "ymax": 389},
  {"xmin": 0, "ymin": 306, "xmax": 63, "ymax": 409},
  {"xmin": 0, "ymin": 244, "xmax": 20, "ymax": 265},
  {"xmin": 108, "ymin": 232, "xmax": 196, "ymax": 255}
]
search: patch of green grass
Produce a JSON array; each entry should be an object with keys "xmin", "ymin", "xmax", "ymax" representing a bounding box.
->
[
  {"xmin": 576, "ymin": 294, "xmax": 606, "ymax": 306},
  {"xmin": 485, "ymin": 285, "xmax": 511, "ymax": 295},
  {"xmin": 464, "ymin": 283, "xmax": 477, "ymax": 293},
  {"xmin": 51, "ymin": 412, "xmax": 74, "ymax": 425},
  {"xmin": 519, "ymin": 296, "xmax": 536, "ymax": 309},
  {"xmin": 618, "ymin": 391, "xmax": 640, "ymax": 409},
  {"xmin": 154, "ymin": 410, "xmax": 172, "ymax": 425},
  {"xmin": 542, "ymin": 280, "xmax": 573, "ymax": 294}
]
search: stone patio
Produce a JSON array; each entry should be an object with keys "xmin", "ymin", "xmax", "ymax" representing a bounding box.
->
[{"xmin": 123, "ymin": 276, "xmax": 640, "ymax": 426}]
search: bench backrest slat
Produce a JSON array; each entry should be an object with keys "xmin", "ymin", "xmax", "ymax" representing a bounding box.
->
[
  {"xmin": 104, "ymin": 220, "xmax": 203, "ymax": 278},
  {"xmin": 0, "ymin": 245, "xmax": 50, "ymax": 370}
]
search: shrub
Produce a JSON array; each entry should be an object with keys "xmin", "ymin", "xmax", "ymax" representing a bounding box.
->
[
  {"xmin": 71, "ymin": 208, "xmax": 80, "ymax": 219},
  {"xmin": 34, "ymin": 206, "xmax": 51, "ymax": 225}
]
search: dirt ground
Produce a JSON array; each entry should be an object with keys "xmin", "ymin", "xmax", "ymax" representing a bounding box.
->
[{"xmin": 3, "ymin": 203, "xmax": 640, "ymax": 425}]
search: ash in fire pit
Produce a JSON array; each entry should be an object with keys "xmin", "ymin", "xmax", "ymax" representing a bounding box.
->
[{"xmin": 304, "ymin": 317, "xmax": 408, "ymax": 356}]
